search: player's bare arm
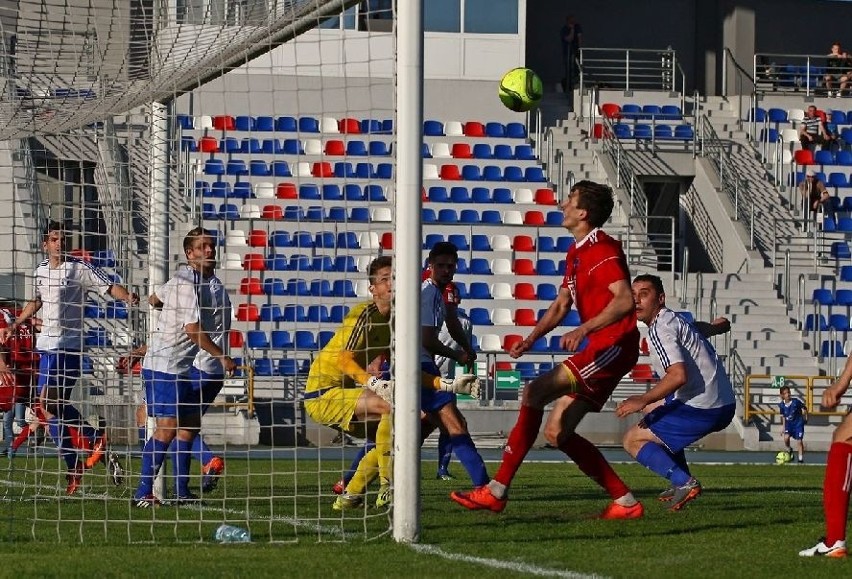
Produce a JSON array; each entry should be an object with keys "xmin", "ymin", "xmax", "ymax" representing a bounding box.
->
[
  {"xmin": 616, "ymin": 362, "xmax": 686, "ymax": 417},
  {"xmin": 511, "ymin": 286, "xmax": 573, "ymax": 359},
  {"xmin": 561, "ymin": 278, "xmax": 632, "ymax": 352},
  {"xmin": 148, "ymin": 294, "xmax": 163, "ymax": 309},
  {"xmin": 0, "ymin": 298, "xmax": 42, "ymax": 342},
  {"xmin": 108, "ymin": 284, "xmax": 139, "ymax": 305}
]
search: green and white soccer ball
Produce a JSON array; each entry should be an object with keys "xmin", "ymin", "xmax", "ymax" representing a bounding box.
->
[
  {"xmin": 775, "ymin": 451, "xmax": 792, "ymax": 464},
  {"xmin": 498, "ymin": 67, "xmax": 543, "ymax": 112}
]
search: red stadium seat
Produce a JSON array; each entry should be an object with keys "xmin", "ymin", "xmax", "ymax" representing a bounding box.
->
[
  {"xmin": 247, "ymin": 229, "xmax": 268, "ymax": 247},
  {"xmin": 212, "ymin": 115, "xmax": 235, "ymax": 131},
  {"xmin": 198, "ymin": 136, "xmax": 219, "ymax": 153},
  {"xmin": 502, "ymin": 334, "xmax": 524, "ymax": 351},
  {"xmin": 338, "ymin": 118, "xmax": 361, "ymax": 134},
  {"xmin": 593, "ymin": 123, "xmax": 605, "ymax": 139},
  {"xmin": 515, "ymin": 308, "xmax": 537, "ymax": 326},
  {"xmin": 513, "ymin": 259, "xmax": 536, "ymax": 275},
  {"xmin": 631, "ymin": 363, "xmax": 654, "ymax": 383},
  {"xmin": 534, "ymin": 188, "xmax": 557, "ymax": 205},
  {"xmin": 312, "ymin": 162, "xmax": 334, "ymax": 177},
  {"xmin": 513, "ymin": 235, "xmax": 535, "ymax": 252},
  {"xmin": 261, "ymin": 205, "xmax": 284, "ymax": 220},
  {"xmin": 239, "ymin": 277, "xmax": 264, "ymax": 295},
  {"xmin": 439, "ymin": 164, "xmax": 462, "ymax": 180},
  {"xmin": 514, "ymin": 282, "xmax": 537, "ymax": 300},
  {"xmin": 235, "ymin": 303, "xmax": 260, "ymax": 322},
  {"xmin": 463, "ymin": 121, "xmax": 485, "ymax": 137},
  {"xmin": 524, "ymin": 211, "xmax": 545, "ymax": 225},
  {"xmin": 794, "ymin": 149, "xmax": 815, "ymax": 166},
  {"xmin": 422, "ymin": 187, "xmax": 428, "ymax": 201},
  {"xmin": 380, "ymin": 232, "xmax": 394, "ymax": 250},
  {"xmin": 600, "ymin": 103, "xmax": 621, "ymax": 119},
  {"xmin": 242, "ymin": 253, "xmax": 266, "ymax": 271},
  {"xmin": 276, "ymin": 182, "xmax": 298, "ymax": 199},
  {"xmin": 324, "ymin": 140, "xmax": 345, "ymax": 156},
  {"xmin": 229, "ymin": 330, "xmax": 244, "ymax": 348},
  {"xmin": 492, "ymin": 360, "xmax": 513, "ymax": 375},
  {"xmin": 451, "ymin": 143, "xmax": 473, "ymax": 159}
]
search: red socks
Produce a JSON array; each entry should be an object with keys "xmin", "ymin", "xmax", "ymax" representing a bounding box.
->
[
  {"xmin": 824, "ymin": 442, "xmax": 852, "ymax": 545},
  {"xmin": 494, "ymin": 406, "xmax": 544, "ymax": 487},
  {"xmin": 559, "ymin": 432, "xmax": 630, "ymax": 500}
]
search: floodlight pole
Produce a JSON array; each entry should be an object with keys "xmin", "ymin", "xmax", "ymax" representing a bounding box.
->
[{"xmin": 393, "ymin": 0, "xmax": 424, "ymax": 543}]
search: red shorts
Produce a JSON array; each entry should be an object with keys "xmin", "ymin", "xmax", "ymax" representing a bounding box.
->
[{"xmin": 562, "ymin": 330, "xmax": 639, "ymax": 411}]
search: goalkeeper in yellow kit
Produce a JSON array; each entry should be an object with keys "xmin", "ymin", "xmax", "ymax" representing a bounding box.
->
[{"xmin": 304, "ymin": 256, "xmax": 479, "ymax": 510}]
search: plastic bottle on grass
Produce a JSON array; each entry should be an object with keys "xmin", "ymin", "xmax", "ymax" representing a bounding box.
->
[{"xmin": 214, "ymin": 523, "xmax": 251, "ymax": 543}]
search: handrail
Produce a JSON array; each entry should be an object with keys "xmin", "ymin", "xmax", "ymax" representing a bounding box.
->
[
  {"xmin": 743, "ymin": 374, "xmax": 849, "ymax": 424},
  {"xmin": 722, "ymin": 47, "xmax": 756, "ymax": 127},
  {"xmin": 680, "ymin": 247, "xmax": 690, "ymax": 307},
  {"xmin": 578, "ymin": 47, "xmax": 686, "ymax": 94},
  {"xmin": 753, "ymin": 52, "xmax": 837, "ymax": 97},
  {"xmin": 597, "ymin": 115, "xmax": 648, "ymax": 217}
]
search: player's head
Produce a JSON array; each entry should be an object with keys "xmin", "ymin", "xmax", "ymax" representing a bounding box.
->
[
  {"xmin": 368, "ymin": 256, "xmax": 393, "ymax": 309},
  {"xmin": 42, "ymin": 220, "xmax": 66, "ymax": 259},
  {"xmin": 779, "ymin": 385, "xmax": 791, "ymax": 400},
  {"xmin": 560, "ymin": 180, "xmax": 614, "ymax": 231},
  {"xmin": 632, "ymin": 274, "xmax": 666, "ymax": 325},
  {"xmin": 428, "ymin": 241, "xmax": 458, "ymax": 287},
  {"xmin": 183, "ymin": 227, "xmax": 217, "ymax": 274}
]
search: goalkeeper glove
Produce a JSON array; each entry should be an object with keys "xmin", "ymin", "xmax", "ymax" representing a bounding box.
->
[
  {"xmin": 366, "ymin": 376, "xmax": 394, "ymax": 404},
  {"xmin": 439, "ymin": 374, "xmax": 481, "ymax": 399}
]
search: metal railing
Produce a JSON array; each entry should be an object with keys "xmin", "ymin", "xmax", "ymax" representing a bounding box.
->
[
  {"xmin": 743, "ymin": 374, "xmax": 848, "ymax": 424},
  {"xmin": 625, "ymin": 215, "xmax": 675, "ymax": 292},
  {"xmin": 721, "ymin": 47, "xmax": 756, "ymax": 127},
  {"xmin": 578, "ymin": 47, "xmax": 687, "ymax": 97},
  {"xmin": 752, "ymin": 52, "xmax": 837, "ymax": 98},
  {"xmin": 597, "ymin": 115, "xmax": 648, "ymax": 217}
]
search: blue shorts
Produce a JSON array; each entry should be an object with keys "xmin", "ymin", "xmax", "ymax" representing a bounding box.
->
[
  {"xmin": 645, "ymin": 401, "xmax": 735, "ymax": 453},
  {"xmin": 187, "ymin": 366, "xmax": 224, "ymax": 414},
  {"xmin": 142, "ymin": 368, "xmax": 199, "ymax": 419},
  {"xmin": 37, "ymin": 351, "xmax": 81, "ymax": 395},
  {"xmin": 784, "ymin": 424, "xmax": 805, "ymax": 440},
  {"xmin": 421, "ymin": 360, "xmax": 455, "ymax": 414}
]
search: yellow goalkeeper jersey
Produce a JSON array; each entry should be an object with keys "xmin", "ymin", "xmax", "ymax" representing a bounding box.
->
[{"xmin": 305, "ymin": 301, "xmax": 391, "ymax": 393}]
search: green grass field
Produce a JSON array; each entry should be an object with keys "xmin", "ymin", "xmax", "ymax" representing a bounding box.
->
[{"xmin": 0, "ymin": 457, "xmax": 847, "ymax": 578}]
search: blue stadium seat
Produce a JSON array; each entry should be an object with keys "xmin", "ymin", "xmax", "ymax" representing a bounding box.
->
[
  {"xmin": 481, "ymin": 210, "xmax": 502, "ymax": 223},
  {"xmin": 674, "ymin": 124, "xmax": 695, "ymax": 140},
  {"xmin": 536, "ymin": 259, "xmax": 559, "ymax": 275},
  {"xmin": 282, "ymin": 304, "xmax": 307, "ymax": 322},
  {"xmin": 472, "ymin": 143, "xmax": 493, "ymax": 159},
  {"xmin": 459, "ymin": 209, "xmax": 480, "ymax": 224},
  {"xmin": 218, "ymin": 203, "xmax": 240, "ymax": 220},
  {"xmin": 422, "ymin": 143, "xmax": 432, "ymax": 158},
  {"xmin": 293, "ymin": 231, "xmax": 315, "ymax": 248},
  {"xmin": 181, "ymin": 136, "xmax": 197, "ymax": 151},
  {"xmin": 337, "ymin": 232, "xmax": 360, "ymax": 249},
  {"xmin": 654, "ymin": 125, "xmax": 673, "ymax": 140},
  {"xmin": 205, "ymin": 159, "xmax": 225, "ymax": 175},
  {"xmin": 454, "ymin": 282, "xmax": 468, "ymax": 299},
  {"xmin": 767, "ymin": 108, "xmax": 788, "ymax": 125},
  {"xmin": 313, "ymin": 255, "xmax": 335, "ymax": 272},
  {"xmin": 346, "ymin": 140, "xmax": 369, "ymax": 156},
  {"xmin": 482, "ymin": 165, "xmax": 503, "ymax": 181},
  {"xmin": 333, "ymin": 280, "xmax": 356, "ymax": 297},
  {"xmin": 633, "ymin": 124, "xmax": 653, "ymax": 140},
  {"xmin": 260, "ymin": 304, "xmax": 283, "ymax": 322},
  {"xmin": 516, "ymin": 361, "xmax": 537, "ymax": 379},
  {"xmin": 423, "ymin": 233, "xmax": 444, "ymax": 249},
  {"xmin": 265, "ymin": 256, "xmax": 289, "ymax": 272},
  {"xmin": 469, "ymin": 308, "xmax": 492, "ymax": 326},
  {"xmin": 298, "ymin": 116, "xmax": 320, "ymax": 133},
  {"xmin": 329, "ymin": 305, "xmax": 350, "ymax": 323},
  {"xmin": 830, "ymin": 313, "xmax": 850, "ymax": 331},
  {"xmin": 613, "ymin": 124, "xmax": 632, "ymax": 139},
  {"xmin": 821, "ymin": 340, "xmax": 844, "ymax": 357},
  {"xmin": 294, "ymin": 330, "xmax": 318, "ymax": 350},
  {"xmin": 804, "ymin": 313, "xmax": 828, "ymax": 331},
  {"xmin": 492, "ymin": 188, "xmax": 513, "ymax": 203},
  {"xmin": 243, "ymin": 138, "xmax": 263, "ymax": 154},
  {"xmin": 271, "ymin": 161, "xmax": 291, "ymax": 177},
  {"xmin": 317, "ymin": 331, "xmax": 335, "ymax": 349},
  {"xmin": 450, "ymin": 186, "xmax": 472, "ymax": 203},
  {"xmin": 201, "ymin": 203, "xmax": 217, "ymax": 220},
  {"xmin": 469, "ymin": 258, "xmax": 491, "ymax": 275},
  {"xmin": 231, "ymin": 182, "xmax": 253, "ymax": 199},
  {"xmin": 374, "ymin": 164, "xmax": 394, "ymax": 180},
  {"xmin": 503, "ymin": 166, "xmax": 524, "ymax": 182},
  {"xmin": 485, "ymin": 122, "xmax": 506, "ymax": 138},
  {"xmin": 235, "ymin": 116, "xmax": 254, "ymax": 131},
  {"xmin": 524, "ymin": 167, "xmax": 546, "ymax": 182},
  {"xmin": 349, "ymin": 207, "xmax": 370, "ymax": 222},
  {"xmin": 506, "ymin": 122, "xmax": 527, "ymax": 139},
  {"xmin": 282, "ymin": 206, "xmax": 304, "ymax": 221},
  {"xmin": 246, "ymin": 331, "xmax": 270, "ymax": 349},
  {"xmin": 281, "ymin": 138, "xmax": 303, "ymax": 154},
  {"xmin": 335, "ymin": 162, "xmax": 355, "ymax": 178},
  {"xmin": 749, "ymin": 108, "xmax": 766, "ymax": 122},
  {"xmin": 226, "ymin": 160, "xmax": 248, "ymax": 175},
  {"xmin": 361, "ymin": 119, "xmax": 382, "ymax": 134},
  {"xmin": 278, "ymin": 358, "xmax": 301, "ymax": 376},
  {"xmin": 429, "ymin": 186, "xmax": 450, "ymax": 202},
  {"xmin": 423, "ymin": 120, "xmax": 444, "ymax": 136},
  {"xmin": 286, "ymin": 278, "xmax": 311, "ymax": 297},
  {"xmin": 327, "ymin": 206, "xmax": 347, "ymax": 222},
  {"xmin": 210, "ymin": 182, "xmax": 230, "ymax": 198},
  {"xmin": 841, "ymin": 265, "xmax": 852, "ymax": 282},
  {"xmin": 816, "ymin": 150, "xmax": 836, "ymax": 166},
  {"xmin": 288, "ymin": 254, "xmax": 312, "ymax": 272},
  {"xmin": 422, "ymin": 208, "xmax": 437, "ymax": 223},
  {"xmin": 218, "ymin": 137, "xmax": 238, "ymax": 153},
  {"xmin": 447, "ymin": 233, "xmax": 470, "ymax": 250},
  {"xmin": 276, "ymin": 116, "xmax": 297, "ymax": 131},
  {"xmin": 254, "ymin": 358, "xmax": 275, "ymax": 376},
  {"xmin": 344, "ymin": 184, "xmax": 366, "ymax": 201},
  {"xmin": 620, "ymin": 104, "xmax": 642, "ymax": 119},
  {"xmin": 643, "ymin": 104, "xmax": 662, "ymax": 120},
  {"xmin": 537, "ymin": 283, "xmax": 558, "ymax": 301},
  {"xmin": 322, "ymin": 184, "xmax": 343, "ymax": 200},
  {"xmin": 546, "ymin": 211, "xmax": 564, "ymax": 225},
  {"xmin": 468, "ymin": 282, "xmax": 492, "ymax": 299},
  {"xmin": 455, "ymin": 258, "xmax": 469, "ymax": 274},
  {"xmin": 256, "ymin": 116, "xmax": 274, "ymax": 131},
  {"xmin": 299, "ymin": 184, "xmax": 321, "ymax": 200},
  {"xmin": 333, "ymin": 255, "xmax": 358, "ymax": 272},
  {"xmin": 176, "ymin": 114, "xmax": 193, "ymax": 130},
  {"xmin": 471, "ymin": 187, "xmax": 492, "ymax": 203},
  {"xmin": 514, "ymin": 145, "xmax": 535, "ymax": 160},
  {"xmin": 461, "ymin": 165, "xmax": 483, "ymax": 181},
  {"xmin": 271, "ymin": 330, "xmax": 293, "ymax": 349},
  {"xmin": 831, "ymin": 241, "xmax": 851, "ymax": 259},
  {"xmin": 269, "ymin": 231, "xmax": 292, "ymax": 247},
  {"xmin": 837, "ymin": 151, "xmax": 852, "ymax": 166},
  {"xmin": 437, "ymin": 209, "xmax": 458, "ymax": 223},
  {"xmin": 471, "ymin": 234, "xmax": 491, "ymax": 251},
  {"xmin": 661, "ymin": 105, "xmax": 682, "ymax": 120},
  {"xmin": 369, "ymin": 141, "xmax": 391, "ymax": 156}
]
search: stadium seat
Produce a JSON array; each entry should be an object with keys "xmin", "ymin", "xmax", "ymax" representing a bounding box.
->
[
  {"xmin": 546, "ymin": 211, "xmax": 564, "ymax": 226},
  {"xmin": 471, "ymin": 187, "xmax": 492, "ymax": 203},
  {"xmin": 469, "ymin": 282, "xmax": 492, "ymax": 299},
  {"xmin": 334, "ymin": 162, "xmax": 355, "ymax": 178},
  {"xmin": 831, "ymin": 241, "xmax": 851, "ymax": 259},
  {"xmin": 369, "ymin": 141, "xmax": 391, "ymax": 156},
  {"xmin": 236, "ymin": 303, "xmax": 260, "ymax": 322},
  {"xmin": 804, "ymin": 313, "xmax": 828, "ymax": 331},
  {"xmin": 601, "ymin": 103, "xmax": 621, "ymax": 119},
  {"xmin": 346, "ymin": 140, "xmax": 369, "ymax": 156},
  {"xmin": 472, "ymin": 143, "xmax": 493, "ymax": 159},
  {"xmin": 513, "ymin": 259, "xmax": 536, "ymax": 275},
  {"xmin": 537, "ymin": 282, "xmax": 558, "ymax": 301},
  {"xmin": 524, "ymin": 210, "xmax": 545, "ymax": 225},
  {"xmin": 515, "ymin": 308, "xmax": 537, "ymax": 326},
  {"xmin": 463, "ymin": 121, "xmax": 485, "ymax": 137},
  {"xmin": 506, "ymin": 122, "xmax": 527, "ymax": 139},
  {"xmin": 674, "ymin": 124, "xmax": 695, "ymax": 140},
  {"xmin": 338, "ymin": 118, "xmax": 361, "ymax": 134},
  {"xmin": 821, "ymin": 340, "xmax": 844, "ymax": 358},
  {"xmin": 536, "ymin": 259, "xmax": 558, "ymax": 276},
  {"xmin": 513, "ymin": 235, "xmax": 535, "ymax": 252},
  {"xmin": 514, "ymin": 283, "xmax": 537, "ymax": 300},
  {"xmin": 482, "ymin": 165, "xmax": 503, "ymax": 181},
  {"xmin": 277, "ymin": 116, "xmax": 298, "ymax": 132},
  {"xmin": 503, "ymin": 166, "xmax": 524, "ymax": 182},
  {"xmin": 451, "ymin": 143, "xmax": 472, "ymax": 159},
  {"xmin": 502, "ymin": 334, "xmax": 524, "ymax": 352},
  {"xmin": 459, "ymin": 209, "xmax": 480, "ymax": 224},
  {"xmin": 312, "ymin": 162, "xmax": 334, "ymax": 178},
  {"xmin": 478, "ymin": 334, "xmax": 502, "ymax": 352},
  {"xmin": 469, "ymin": 308, "xmax": 493, "ymax": 326},
  {"xmin": 271, "ymin": 330, "xmax": 294, "ymax": 349},
  {"xmin": 534, "ymin": 188, "xmax": 557, "ymax": 205},
  {"xmin": 423, "ymin": 120, "xmax": 444, "ymax": 136},
  {"xmin": 633, "ymin": 124, "xmax": 653, "ymax": 140},
  {"xmin": 471, "ymin": 234, "xmax": 491, "ymax": 251},
  {"xmin": 461, "ymin": 165, "xmax": 483, "ymax": 180},
  {"xmin": 325, "ymin": 140, "xmax": 345, "ymax": 155}
]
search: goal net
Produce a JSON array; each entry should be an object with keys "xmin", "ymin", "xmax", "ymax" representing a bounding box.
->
[{"xmin": 0, "ymin": 0, "xmax": 403, "ymax": 543}]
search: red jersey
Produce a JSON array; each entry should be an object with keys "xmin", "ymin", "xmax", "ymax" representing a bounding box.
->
[
  {"xmin": 560, "ymin": 229, "xmax": 636, "ymax": 344},
  {"xmin": 421, "ymin": 268, "xmax": 461, "ymax": 307},
  {"xmin": 0, "ymin": 307, "xmax": 39, "ymax": 374}
]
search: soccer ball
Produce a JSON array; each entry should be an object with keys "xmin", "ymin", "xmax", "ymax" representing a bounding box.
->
[
  {"xmin": 775, "ymin": 451, "xmax": 792, "ymax": 464},
  {"xmin": 498, "ymin": 67, "xmax": 543, "ymax": 112}
]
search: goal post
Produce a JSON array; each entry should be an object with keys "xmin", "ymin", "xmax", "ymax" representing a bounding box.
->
[{"xmin": 0, "ymin": 0, "xmax": 425, "ymax": 544}]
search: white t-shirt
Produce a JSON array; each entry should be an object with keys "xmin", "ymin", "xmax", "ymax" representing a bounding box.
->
[
  {"xmin": 143, "ymin": 266, "xmax": 205, "ymax": 375},
  {"xmin": 420, "ymin": 279, "xmax": 446, "ymax": 365},
  {"xmin": 647, "ymin": 308, "xmax": 735, "ymax": 410},
  {"xmin": 33, "ymin": 258, "xmax": 113, "ymax": 351},
  {"xmin": 192, "ymin": 273, "xmax": 232, "ymax": 374}
]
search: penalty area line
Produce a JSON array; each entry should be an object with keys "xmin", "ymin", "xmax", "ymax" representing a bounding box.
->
[{"xmin": 408, "ymin": 543, "xmax": 609, "ymax": 579}]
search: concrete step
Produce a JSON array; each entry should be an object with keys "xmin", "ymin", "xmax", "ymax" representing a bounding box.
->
[{"xmin": 731, "ymin": 337, "xmax": 810, "ymax": 352}]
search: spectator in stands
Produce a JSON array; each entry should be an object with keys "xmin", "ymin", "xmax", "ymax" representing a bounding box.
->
[
  {"xmin": 451, "ymin": 180, "xmax": 644, "ymax": 520},
  {"xmin": 560, "ymin": 15, "xmax": 582, "ymax": 109},
  {"xmin": 798, "ymin": 168, "xmax": 834, "ymax": 221},
  {"xmin": 799, "ymin": 105, "xmax": 832, "ymax": 151},
  {"xmin": 798, "ymin": 350, "xmax": 851, "ymax": 558},
  {"xmin": 824, "ymin": 42, "xmax": 851, "ymax": 97},
  {"xmin": 617, "ymin": 275, "xmax": 735, "ymax": 512},
  {"xmin": 778, "ymin": 385, "xmax": 807, "ymax": 464},
  {"xmin": 0, "ymin": 221, "xmax": 138, "ymax": 495}
]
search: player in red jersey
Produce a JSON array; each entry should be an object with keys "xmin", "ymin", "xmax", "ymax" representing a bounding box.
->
[
  {"xmin": 451, "ymin": 180, "xmax": 643, "ymax": 519},
  {"xmin": 0, "ymin": 303, "xmax": 39, "ymax": 458}
]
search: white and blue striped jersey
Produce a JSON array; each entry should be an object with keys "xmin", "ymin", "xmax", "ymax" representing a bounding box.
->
[
  {"xmin": 192, "ymin": 273, "xmax": 231, "ymax": 374},
  {"xmin": 144, "ymin": 265, "xmax": 207, "ymax": 375},
  {"xmin": 33, "ymin": 257, "xmax": 113, "ymax": 351},
  {"xmin": 647, "ymin": 307, "xmax": 735, "ymax": 409},
  {"xmin": 420, "ymin": 279, "xmax": 446, "ymax": 364}
]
